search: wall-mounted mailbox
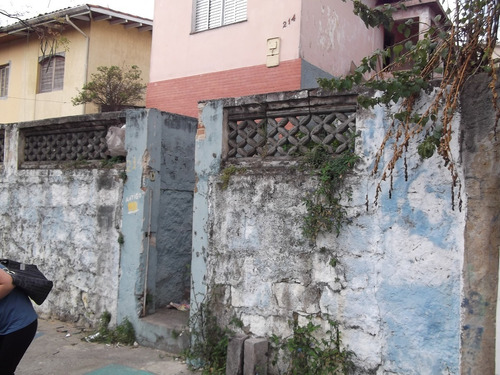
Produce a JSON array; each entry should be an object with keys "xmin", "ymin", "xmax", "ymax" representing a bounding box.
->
[{"xmin": 266, "ymin": 37, "xmax": 280, "ymax": 67}]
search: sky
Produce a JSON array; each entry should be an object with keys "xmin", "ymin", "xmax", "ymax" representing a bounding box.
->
[
  {"xmin": 0, "ymin": 0, "xmax": 154, "ymax": 26},
  {"xmin": 0, "ymin": 0, "xmax": 458, "ymax": 28}
]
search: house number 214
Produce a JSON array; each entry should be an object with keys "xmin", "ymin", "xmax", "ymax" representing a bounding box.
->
[{"xmin": 283, "ymin": 14, "xmax": 296, "ymax": 28}]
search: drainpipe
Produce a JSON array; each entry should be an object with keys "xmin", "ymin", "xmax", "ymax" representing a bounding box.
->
[{"xmin": 66, "ymin": 15, "xmax": 89, "ymax": 114}]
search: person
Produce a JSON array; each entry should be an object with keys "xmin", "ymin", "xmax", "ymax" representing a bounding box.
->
[{"xmin": 0, "ymin": 264, "xmax": 38, "ymax": 375}]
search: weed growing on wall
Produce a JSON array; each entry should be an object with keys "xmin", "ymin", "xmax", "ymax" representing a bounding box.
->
[
  {"xmin": 100, "ymin": 156, "xmax": 126, "ymax": 168},
  {"xmin": 301, "ymin": 145, "xmax": 360, "ymax": 240},
  {"xmin": 117, "ymin": 232, "xmax": 124, "ymax": 245},
  {"xmin": 270, "ymin": 313, "xmax": 355, "ymax": 375},
  {"xmin": 220, "ymin": 165, "xmax": 247, "ymax": 190}
]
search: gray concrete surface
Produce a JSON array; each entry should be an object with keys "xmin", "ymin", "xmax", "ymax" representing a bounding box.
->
[{"xmin": 16, "ymin": 318, "xmax": 199, "ymax": 375}]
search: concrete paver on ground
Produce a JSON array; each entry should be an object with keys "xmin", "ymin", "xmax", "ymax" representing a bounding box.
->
[{"xmin": 16, "ymin": 318, "xmax": 199, "ymax": 375}]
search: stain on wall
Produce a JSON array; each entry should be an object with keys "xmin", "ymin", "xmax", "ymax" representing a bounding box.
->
[{"xmin": 190, "ymin": 85, "xmax": 493, "ymax": 373}]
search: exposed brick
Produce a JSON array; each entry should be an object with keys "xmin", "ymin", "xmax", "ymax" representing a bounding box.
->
[{"xmin": 146, "ymin": 59, "xmax": 303, "ymax": 118}]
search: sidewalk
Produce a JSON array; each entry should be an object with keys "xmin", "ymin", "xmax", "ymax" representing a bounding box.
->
[{"xmin": 16, "ymin": 318, "xmax": 199, "ymax": 375}]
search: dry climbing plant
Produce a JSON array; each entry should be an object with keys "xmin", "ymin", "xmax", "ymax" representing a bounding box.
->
[
  {"xmin": 319, "ymin": 0, "xmax": 500, "ymax": 208},
  {"xmin": 37, "ymin": 21, "xmax": 70, "ymax": 58},
  {"xmin": 0, "ymin": 12, "xmax": 70, "ymax": 59}
]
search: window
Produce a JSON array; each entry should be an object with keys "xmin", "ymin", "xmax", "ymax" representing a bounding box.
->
[
  {"xmin": 39, "ymin": 55, "xmax": 65, "ymax": 93},
  {"xmin": 0, "ymin": 63, "xmax": 9, "ymax": 98},
  {"xmin": 194, "ymin": 0, "xmax": 247, "ymax": 32}
]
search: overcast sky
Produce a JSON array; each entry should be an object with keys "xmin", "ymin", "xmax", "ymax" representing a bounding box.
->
[
  {"xmin": 0, "ymin": 0, "xmax": 455, "ymax": 27},
  {"xmin": 0, "ymin": 0, "xmax": 154, "ymax": 26}
]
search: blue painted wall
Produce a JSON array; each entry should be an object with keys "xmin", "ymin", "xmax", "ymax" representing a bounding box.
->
[
  {"xmin": 118, "ymin": 109, "xmax": 197, "ymax": 349},
  {"xmin": 192, "ymin": 92, "xmax": 465, "ymax": 374}
]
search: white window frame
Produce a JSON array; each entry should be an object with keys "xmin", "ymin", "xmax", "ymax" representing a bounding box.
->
[
  {"xmin": 0, "ymin": 63, "xmax": 9, "ymax": 98},
  {"xmin": 38, "ymin": 54, "xmax": 65, "ymax": 93},
  {"xmin": 193, "ymin": 0, "xmax": 247, "ymax": 32}
]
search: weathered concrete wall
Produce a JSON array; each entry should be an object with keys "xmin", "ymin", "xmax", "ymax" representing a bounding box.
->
[
  {"xmin": 192, "ymin": 88, "xmax": 475, "ymax": 373},
  {"xmin": 0, "ymin": 117, "xmax": 125, "ymax": 326},
  {"xmin": 460, "ymin": 74, "xmax": 500, "ymax": 375},
  {"xmin": 117, "ymin": 109, "xmax": 197, "ymax": 350},
  {"xmin": 0, "ymin": 109, "xmax": 197, "ymax": 338},
  {"xmin": 156, "ymin": 113, "xmax": 197, "ymax": 307}
]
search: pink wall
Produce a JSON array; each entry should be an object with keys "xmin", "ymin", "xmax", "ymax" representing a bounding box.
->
[
  {"xmin": 147, "ymin": 0, "xmax": 441, "ymax": 117},
  {"xmin": 147, "ymin": 0, "xmax": 385, "ymax": 117},
  {"xmin": 149, "ymin": 0, "xmax": 303, "ymax": 82},
  {"xmin": 300, "ymin": 0, "xmax": 383, "ymax": 77},
  {"xmin": 149, "ymin": 0, "xmax": 442, "ymax": 85}
]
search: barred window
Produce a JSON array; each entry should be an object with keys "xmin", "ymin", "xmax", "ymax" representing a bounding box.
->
[
  {"xmin": 39, "ymin": 55, "xmax": 65, "ymax": 93},
  {"xmin": 194, "ymin": 0, "xmax": 247, "ymax": 32},
  {"xmin": 0, "ymin": 63, "xmax": 9, "ymax": 98}
]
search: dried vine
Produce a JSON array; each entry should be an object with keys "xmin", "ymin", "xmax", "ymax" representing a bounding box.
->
[
  {"xmin": 319, "ymin": 0, "xmax": 500, "ymax": 207},
  {"xmin": 0, "ymin": 12, "xmax": 70, "ymax": 59}
]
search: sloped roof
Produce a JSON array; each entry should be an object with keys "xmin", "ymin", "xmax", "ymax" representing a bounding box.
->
[{"xmin": 0, "ymin": 4, "xmax": 152, "ymax": 42}]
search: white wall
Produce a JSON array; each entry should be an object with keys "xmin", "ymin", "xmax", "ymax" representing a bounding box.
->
[{"xmin": 0, "ymin": 168, "xmax": 123, "ymax": 326}]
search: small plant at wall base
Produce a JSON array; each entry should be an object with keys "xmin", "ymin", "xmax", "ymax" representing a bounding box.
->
[
  {"xmin": 318, "ymin": 0, "xmax": 499, "ymax": 207},
  {"xmin": 185, "ymin": 302, "xmax": 232, "ymax": 375},
  {"xmin": 84, "ymin": 312, "xmax": 136, "ymax": 346},
  {"xmin": 301, "ymin": 145, "xmax": 360, "ymax": 240},
  {"xmin": 71, "ymin": 65, "xmax": 146, "ymax": 112},
  {"xmin": 270, "ymin": 313, "xmax": 355, "ymax": 375}
]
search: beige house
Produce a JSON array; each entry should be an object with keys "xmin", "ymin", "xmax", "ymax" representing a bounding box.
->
[{"xmin": 0, "ymin": 5, "xmax": 152, "ymax": 123}]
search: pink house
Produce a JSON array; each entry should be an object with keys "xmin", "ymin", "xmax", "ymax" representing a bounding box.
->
[{"xmin": 146, "ymin": 0, "xmax": 446, "ymax": 118}]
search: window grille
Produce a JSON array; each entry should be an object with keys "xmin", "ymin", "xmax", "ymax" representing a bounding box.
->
[
  {"xmin": 0, "ymin": 63, "xmax": 9, "ymax": 98},
  {"xmin": 39, "ymin": 55, "xmax": 65, "ymax": 93},
  {"xmin": 194, "ymin": 0, "xmax": 247, "ymax": 32}
]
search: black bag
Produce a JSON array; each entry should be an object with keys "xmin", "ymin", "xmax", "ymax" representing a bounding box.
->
[{"xmin": 0, "ymin": 259, "xmax": 53, "ymax": 305}]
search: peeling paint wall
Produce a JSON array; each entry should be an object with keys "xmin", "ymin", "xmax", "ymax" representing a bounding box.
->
[
  {"xmin": 460, "ymin": 74, "xmax": 500, "ymax": 375},
  {"xmin": 0, "ymin": 109, "xmax": 197, "ymax": 337},
  {"xmin": 191, "ymin": 83, "xmax": 497, "ymax": 374},
  {"xmin": 0, "ymin": 125, "xmax": 124, "ymax": 326},
  {"xmin": 299, "ymin": 0, "xmax": 382, "ymax": 77},
  {"xmin": 117, "ymin": 109, "xmax": 197, "ymax": 349}
]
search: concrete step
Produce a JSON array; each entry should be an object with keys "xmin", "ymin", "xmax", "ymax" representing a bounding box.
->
[{"xmin": 137, "ymin": 307, "xmax": 190, "ymax": 354}]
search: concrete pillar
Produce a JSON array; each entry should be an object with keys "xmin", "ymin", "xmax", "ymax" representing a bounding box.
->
[
  {"xmin": 460, "ymin": 74, "xmax": 500, "ymax": 374},
  {"xmin": 3, "ymin": 124, "xmax": 21, "ymax": 176},
  {"xmin": 243, "ymin": 338, "xmax": 268, "ymax": 375},
  {"xmin": 226, "ymin": 334, "xmax": 249, "ymax": 375}
]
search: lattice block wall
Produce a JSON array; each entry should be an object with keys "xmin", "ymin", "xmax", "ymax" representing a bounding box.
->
[
  {"xmin": 227, "ymin": 111, "xmax": 356, "ymax": 158},
  {"xmin": 24, "ymin": 130, "xmax": 109, "ymax": 162}
]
